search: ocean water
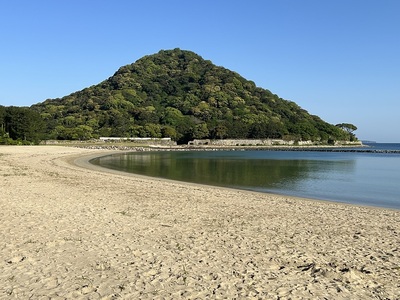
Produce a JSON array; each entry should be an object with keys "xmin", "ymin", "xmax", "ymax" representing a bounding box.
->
[{"xmin": 91, "ymin": 143, "xmax": 400, "ymax": 209}]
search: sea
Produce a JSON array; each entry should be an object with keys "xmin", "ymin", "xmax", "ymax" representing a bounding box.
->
[{"xmin": 90, "ymin": 143, "xmax": 400, "ymax": 210}]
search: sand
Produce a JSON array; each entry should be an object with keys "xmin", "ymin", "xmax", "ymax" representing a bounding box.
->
[{"xmin": 0, "ymin": 145, "xmax": 399, "ymax": 299}]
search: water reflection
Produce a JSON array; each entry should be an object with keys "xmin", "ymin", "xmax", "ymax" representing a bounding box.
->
[
  {"xmin": 91, "ymin": 151, "xmax": 356, "ymax": 191},
  {"xmin": 90, "ymin": 149, "xmax": 400, "ymax": 209}
]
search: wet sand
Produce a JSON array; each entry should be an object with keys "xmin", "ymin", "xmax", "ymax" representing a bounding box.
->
[{"xmin": 1, "ymin": 146, "xmax": 399, "ymax": 299}]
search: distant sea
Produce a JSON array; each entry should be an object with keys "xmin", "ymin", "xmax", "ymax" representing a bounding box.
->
[
  {"xmin": 362, "ymin": 142, "xmax": 400, "ymax": 151},
  {"xmin": 91, "ymin": 143, "xmax": 400, "ymax": 209}
]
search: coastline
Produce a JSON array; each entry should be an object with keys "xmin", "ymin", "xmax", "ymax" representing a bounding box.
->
[
  {"xmin": 1, "ymin": 146, "xmax": 399, "ymax": 299},
  {"xmin": 75, "ymin": 148, "xmax": 399, "ymax": 212},
  {"xmin": 72, "ymin": 142, "xmax": 400, "ymax": 154}
]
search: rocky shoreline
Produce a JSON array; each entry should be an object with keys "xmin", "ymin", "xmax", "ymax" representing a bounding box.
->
[{"xmin": 72, "ymin": 144, "xmax": 400, "ymax": 154}]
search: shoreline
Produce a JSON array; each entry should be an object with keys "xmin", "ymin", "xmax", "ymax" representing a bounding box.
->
[
  {"xmin": 75, "ymin": 149, "xmax": 399, "ymax": 212},
  {"xmin": 1, "ymin": 146, "xmax": 399, "ymax": 299}
]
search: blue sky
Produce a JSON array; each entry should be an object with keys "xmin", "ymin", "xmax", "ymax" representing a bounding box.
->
[{"xmin": 1, "ymin": 0, "xmax": 399, "ymax": 142}]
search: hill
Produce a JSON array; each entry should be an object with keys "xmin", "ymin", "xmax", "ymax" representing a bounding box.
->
[{"xmin": 31, "ymin": 48, "xmax": 355, "ymax": 144}]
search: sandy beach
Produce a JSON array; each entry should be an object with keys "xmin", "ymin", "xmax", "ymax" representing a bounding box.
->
[{"xmin": 0, "ymin": 146, "xmax": 399, "ymax": 299}]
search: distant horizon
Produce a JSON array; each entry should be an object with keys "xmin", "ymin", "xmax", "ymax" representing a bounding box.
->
[
  {"xmin": 362, "ymin": 141, "xmax": 400, "ymax": 144},
  {"xmin": 362, "ymin": 141, "xmax": 394, "ymax": 144}
]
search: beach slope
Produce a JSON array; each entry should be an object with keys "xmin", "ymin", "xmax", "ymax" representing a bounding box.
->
[{"xmin": 0, "ymin": 146, "xmax": 399, "ymax": 299}]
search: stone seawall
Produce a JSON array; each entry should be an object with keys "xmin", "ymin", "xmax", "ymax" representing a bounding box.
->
[
  {"xmin": 41, "ymin": 138, "xmax": 177, "ymax": 146},
  {"xmin": 188, "ymin": 139, "xmax": 362, "ymax": 147}
]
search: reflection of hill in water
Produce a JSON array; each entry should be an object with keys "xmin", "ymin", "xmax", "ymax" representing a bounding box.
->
[{"xmin": 92, "ymin": 151, "xmax": 356, "ymax": 190}]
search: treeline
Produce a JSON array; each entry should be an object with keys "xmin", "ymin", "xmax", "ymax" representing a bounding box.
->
[
  {"xmin": 0, "ymin": 106, "xmax": 45, "ymax": 144},
  {"xmin": 31, "ymin": 48, "xmax": 355, "ymax": 144},
  {"xmin": 0, "ymin": 49, "xmax": 358, "ymax": 145}
]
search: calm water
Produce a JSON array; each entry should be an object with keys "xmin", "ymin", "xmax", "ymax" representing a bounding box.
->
[{"xmin": 91, "ymin": 143, "xmax": 400, "ymax": 209}]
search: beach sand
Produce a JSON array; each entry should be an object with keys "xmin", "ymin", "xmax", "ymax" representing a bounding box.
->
[{"xmin": 0, "ymin": 146, "xmax": 399, "ymax": 299}]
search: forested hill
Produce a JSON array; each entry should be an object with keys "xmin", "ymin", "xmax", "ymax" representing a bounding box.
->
[{"xmin": 31, "ymin": 48, "xmax": 355, "ymax": 144}]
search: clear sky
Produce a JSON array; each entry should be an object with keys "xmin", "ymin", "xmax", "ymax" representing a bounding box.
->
[{"xmin": 1, "ymin": 0, "xmax": 399, "ymax": 142}]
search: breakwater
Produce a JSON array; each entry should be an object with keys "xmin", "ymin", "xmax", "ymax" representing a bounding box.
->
[{"xmin": 73, "ymin": 145, "xmax": 400, "ymax": 154}]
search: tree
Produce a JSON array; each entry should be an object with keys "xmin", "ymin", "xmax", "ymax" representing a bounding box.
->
[
  {"xmin": 5, "ymin": 107, "xmax": 45, "ymax": 143},
  {"xmin": 139, "ymin": 123, "xmax": 162, "ymax": 138},
  {"xmin": 336, "ymin": 123, "xmax": 358, "ymax": 141},
  {"xmin": 211, "ymin": 124, "xmax": 228, "ymax": 139},
  {"xmin": 336, "ymin": 123, "xmax": 357, "ymax": 141},
  {"xmin": 336, "ymin": 123, "xmax": 357, "ymax": 134},
  {"xmin": 192, "ymin": 123, "xmax": 209, "ymax": 139},
  {"xmin": 162, "ymin": 107, "xmax": 184, "ymax": 126},
  {"xmin": 0, "ymin": 106, "xmax": 6, "ymax": 135},
  {"xmin": 161, "ymin": 125, "xmax": 178, "ymax": 140},
  {"xmin": 74, "ymin": 125, "xmax": 93, "ymax": 140}
]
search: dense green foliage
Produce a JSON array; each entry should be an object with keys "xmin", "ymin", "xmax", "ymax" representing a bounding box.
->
[
  {"xmin": 0, "ymin": 105, "xmax": 45, "ymax": 144},
  {"xmin": 31, "ymin": 48, "xmax": 355, "ymax": 143},
  {"xmin": 336, "ymin": 123, "xmax": 358, "ymax": 141}
]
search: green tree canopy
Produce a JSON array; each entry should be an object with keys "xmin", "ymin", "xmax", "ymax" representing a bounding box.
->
[
  {"xmin": 1, "ymin": 106, "xmax": 45, "ymax": 144},
  {"xmin": 31, "ymin": 48, "xmax": 358, "ymax": 143},
  {"xmin": 336, "ymin": 123, "xmax": 358, "ymax": 134}
]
